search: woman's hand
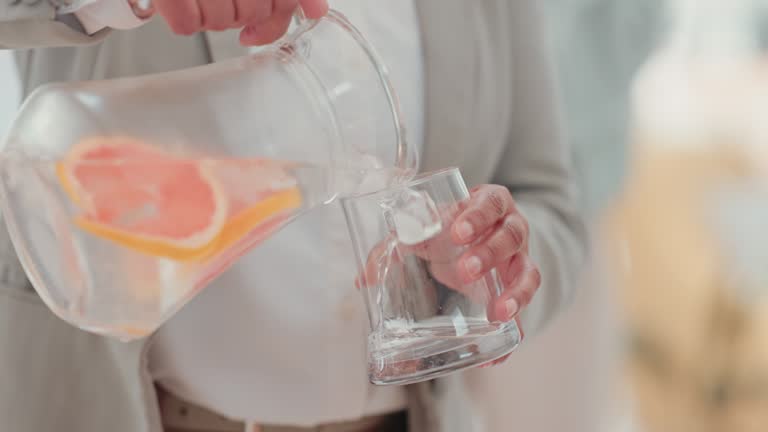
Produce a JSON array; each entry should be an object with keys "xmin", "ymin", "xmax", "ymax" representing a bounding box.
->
[
  {"xmin": 151, "ymin": 0, "xmax": 329, "ymax": 45},
  {"xmin": 357, "ymin": 184, "xmax": 540, "ymax": 367},
  {"xmin": 451, "ymin": 185, "xmax": 540, "ymax": 366},
  {"xmin": 451, "ymin": 185, "xmax": 540, "ymax": 325}
]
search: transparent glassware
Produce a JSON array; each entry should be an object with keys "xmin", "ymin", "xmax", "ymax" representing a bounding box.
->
[
  {"xmin": 0, "ymin": 9, "xmax": 417, "ymax": 341},
  {"xmin": 342, "ymin": 168, "xmax": 522, "ymax": 385}
]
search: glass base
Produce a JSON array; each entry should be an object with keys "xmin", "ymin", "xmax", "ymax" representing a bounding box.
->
[{"xmin": 368, "ymin": 319, "xmax": 521, "ymax": 386}]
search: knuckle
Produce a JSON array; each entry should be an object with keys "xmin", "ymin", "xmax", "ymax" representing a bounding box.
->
[
  {"xmin": 503, "ymin": 217, "xmax": 525, "ymax": 248},
  {"xmin": 467, "ymin": 210, "xmax": 490, "ymax": 230},
  {"xmin": 487, "ymin": 190, "xmax": 506, "ymax": 217},
  {"xmin": 475, "ymin": 244, "xmax": 495, "ymax": 264},
  {"xmin": 503, "ymin": 256, "xmax": 521, "ymax": 278},
  {"xmin": 486, "ymin": 240, "xmax": 506, "ymax": 262},
  {"xmin": 518, "ymin": 279, "xmax": 538, "ymax": 305},
  {"xmin": 519, "ymin": 289, "xmax": 535, "ymax": 307},
  {"xmin": 530, "ymin": 266, "xmax": 542, "ymax": 290},
  {"xmin": 509, "ymin": 260, "xmax": 540, "ymax": 307},
  {"xmin": 518, "ymin": 288, "xmax": 538, "ymax": 307},
  {"xmin": 518, "ymin": 214, "xmax": 530, "ymax": 236}
]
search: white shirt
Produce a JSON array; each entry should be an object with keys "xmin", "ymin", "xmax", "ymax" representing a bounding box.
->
[{"xmin": 71, "ymin": 0, "xmax": 425, "ymax": 427}]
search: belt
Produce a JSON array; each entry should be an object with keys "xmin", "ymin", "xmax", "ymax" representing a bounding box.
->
[{"xmin": 157, "ymin": 386, "xmax": 407, "ymax": 432}]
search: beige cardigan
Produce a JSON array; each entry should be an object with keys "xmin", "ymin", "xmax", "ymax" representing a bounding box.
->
[{"xmin": 0, "ymin": 1, "xmax": 587, "ymax": 431}]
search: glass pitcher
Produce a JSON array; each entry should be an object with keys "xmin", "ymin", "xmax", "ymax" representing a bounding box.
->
[{"xmin": 0, "ymin": 9, "xmax": 417, "ymax": 341}]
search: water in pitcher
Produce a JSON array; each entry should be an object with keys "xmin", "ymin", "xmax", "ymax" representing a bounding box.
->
[{"xmin": 0, "ymin": 136, "xmax": 411, "ymax": 341}]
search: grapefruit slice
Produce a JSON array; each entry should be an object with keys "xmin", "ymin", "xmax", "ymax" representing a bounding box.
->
[{"xmin": 56, "ymin": 136, "xmax": 302, "ymax": 261}]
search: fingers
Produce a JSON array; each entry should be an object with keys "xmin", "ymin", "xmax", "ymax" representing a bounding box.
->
[
  {"xmin": 240, "ymin": 0, "xmax": 297, "ymax": 45},
  {"xmin": 198, "ymin": 0, "xmax": 236, "ymax": 31},
  {"xmin": 235, "ymin": 0, "xmax": 273, "ymax": 25},
  {"xmin": 452, "ymin": 185, "xmax": 515, "ymax": 245},
  {"xmin": 456, "ymin": 212, "xmax": 528, "ymax": 283},
  {"xmin": 490, "ymin": 253, "xmax": 541, "ymax": 322},
  {"xmin": 154, "ymin": 0, "xmax": 325, "ymax": 42},
  {"xmin": 155, "ymin": 0, "xmax": 202, "ymax": 35},
  {"xmin": 299, "ymin": 0, "xmax": 329, "ymax": 19},
  {"xmin": 273, "ymin": 0, "xmax": 299, "ymax": 14}
]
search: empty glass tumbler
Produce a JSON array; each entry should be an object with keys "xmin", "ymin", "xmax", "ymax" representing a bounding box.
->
[{"xmin": 342, "ymin": 168, "xmax": 522, "ymax": 385}]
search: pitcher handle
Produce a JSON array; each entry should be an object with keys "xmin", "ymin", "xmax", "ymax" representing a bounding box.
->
[
  {"xmin": 273, "ymin": 6, "xmax": 321, "ymax": 47},
  {"xmin": 278, "ymin": 8, "xmax": 419, "ymax": 176}
]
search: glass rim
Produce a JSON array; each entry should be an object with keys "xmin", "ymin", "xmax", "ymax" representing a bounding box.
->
[{"xmin": 340, "ymin": 167, "xmax": 462, "ymax": 201}]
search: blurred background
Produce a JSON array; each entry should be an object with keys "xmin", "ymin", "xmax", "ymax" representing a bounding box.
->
[
  {"xmin": 2, "ymin": 0, "xmax": 768, "ymax": 431},
  {"xmin": 466, "ymin": 0, "xmax": 768, "ymax": 431},
  {"xmin": 0, "ymin": 53, "xmax": 19, "ymax": 138}
]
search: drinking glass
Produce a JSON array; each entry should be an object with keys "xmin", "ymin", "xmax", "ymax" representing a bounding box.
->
[{"xmin": 342, "ymin": 168, "xmax": 522, "ymax": 385}]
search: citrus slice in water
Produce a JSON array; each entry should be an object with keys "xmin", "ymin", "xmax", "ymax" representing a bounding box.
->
[{"xmin": 56, "ymin": 136, "xmax": 302, "ymax": 261}]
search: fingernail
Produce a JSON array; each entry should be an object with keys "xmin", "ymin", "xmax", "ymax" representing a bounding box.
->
[
  {"xmin": 505, "ymin": 298, "xmax": 519, "ymax": 320},
  {"xmin": 456, "ymin": 221, "xmax": 474, "ymax": 242},
  {"xmin": 465, "ymin": 256, "xmax": 482, "ymax": 277}
]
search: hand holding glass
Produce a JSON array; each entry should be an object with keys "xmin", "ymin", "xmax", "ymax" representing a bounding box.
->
[{"xmin": 343, "ymin": 168, "xmax": 522, "ymax": 385}]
